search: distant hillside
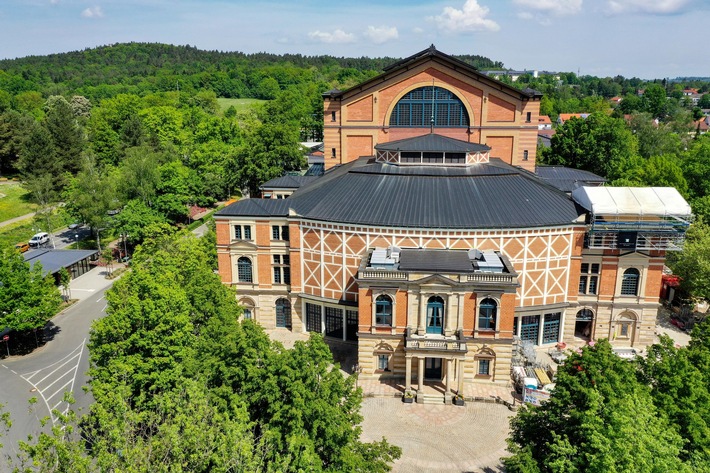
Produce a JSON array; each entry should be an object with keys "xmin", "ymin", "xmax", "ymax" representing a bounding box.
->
[{"xmin": 0, "ymin": 42, "xmax": 505, "ymax": 100}]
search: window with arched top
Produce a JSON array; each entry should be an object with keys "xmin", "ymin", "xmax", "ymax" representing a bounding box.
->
[
  {"xmin": 275, "ymin": 298, "xmax": 291, "ymax": 328},
  {"xmin": 375, "ymin": 295, "xmax": 393, "ymax": 326},
  {"xmin": 621, "ymin": 268, "xmax": 640, "ymax": 296},
  {"xmin": 426, "ymin": 296, "xmax": 445, "ymax": 334},
  {"xmin": 237, "ymin": 257, "xmax": 253, "ymax": 283},
  {"xmin": 389, "ymin": 86, "xmax": 470, "ymax": 127},
  {"xmin": 478, "ymin": 298, "xmax": 497, "ymax": 330}
]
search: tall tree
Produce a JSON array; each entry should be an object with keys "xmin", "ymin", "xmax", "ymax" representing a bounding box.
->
[
  {"xmin": 543, "ymin": 112, "xmax": 638, "ymax": 178},
  {"xmin": 504, "ymin": 340, "xmax": 689, "ymax": 473},
  {"xmin": 44, "ymin": 95, "xmax": 85, "ymax": 174}
]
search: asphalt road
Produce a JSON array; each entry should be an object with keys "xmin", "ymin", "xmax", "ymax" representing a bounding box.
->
[{"xmin": 0, "ymin": 285, "xmax": 111, "ymax": 467}]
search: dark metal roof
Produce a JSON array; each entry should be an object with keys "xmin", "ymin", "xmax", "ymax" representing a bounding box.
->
[
  {"xmin": 286, "ymin": 158, "xmax": 582, "ymax": 229},
  {"xmin": 375, "ymin": 133, "xmax": 491, "ymax": 153},
  {"xmin": 260, "ymin": 175, "xmax": 319, "ymax": 190},
  {"xmin": 216, "ymin": 198, "xmax": 290, "ymax": 217},
  {"xmin": 304, "ymin": 163, "xmax": 325, "ymax": 176},
  {"xmin": 398, "ymin": 249, "xmax": 475, "ymax": 273},
  {"xmin": 23, "ymin": 249, "xmax": 98, "ymax": 276},
  {"xmin": 535, "ymin": 165, "xmax": 606, "ymax": 193}
]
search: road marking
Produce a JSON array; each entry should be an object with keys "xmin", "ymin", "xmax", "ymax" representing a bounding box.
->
[
  {"xmin": 101, "ymin": 304, "xmax": 107, "ymax": 312},
  {"xmin": 71, "ymin": 289, "xmax": 96, "ymax": 292},
  {"xmin": 20, "ymin": 339, "xmax": 86, "ymax": 425},
  {"xmin": 96, "ymin": 296, "xmax": 104, "ymax": 302}
]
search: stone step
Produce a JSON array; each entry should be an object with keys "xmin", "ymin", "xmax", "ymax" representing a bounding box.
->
[{"xmin": 420, "ymin": 394, "xmax": 445, "ymax": 405}]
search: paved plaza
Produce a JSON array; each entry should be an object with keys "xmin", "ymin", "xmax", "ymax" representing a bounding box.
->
[{"xmin": 360, "ymin": 397, "xmax": 512, "ymax": 473}]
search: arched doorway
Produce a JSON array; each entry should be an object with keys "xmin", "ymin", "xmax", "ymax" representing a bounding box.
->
[
  {"xmin": 575, "ymin": 308, "xmax": 594, "ymax": 340},
  {"xmin": 426, "ymin": 296, "xmax": 445, "ymax": 335},
  {"xmin": 275, "ymin": 298, "xmax": 291, "ymax": 328}
]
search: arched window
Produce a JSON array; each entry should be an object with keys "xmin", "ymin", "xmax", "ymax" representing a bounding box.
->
[
  {"xmin": 239, "ymin": 298, "xmax": 255, "ymax": 321},
  {"xmin": 375, "ymin": 295, "xmax": 393, "ymax": 326},
  {"xmin": 426, "ymin": 296, "xmax": 445, "ymax": 334},
  {"xmin": 389, "ymin": 86, "xmax": 470, "ymax": 127},
  {"xmin": 237, "ymin": 257, "xmax": 253, "ymax": 283},
  {"xmin": 275, "ymin": 298, "xmax": 291, "ymax": 328},
  {"xmin": 478, "ymin": 298, "xmax": 497, "ymax": 330},
  {"xmin": 621, "ymin": 268, "xmax": 640, "ymax": 296}
]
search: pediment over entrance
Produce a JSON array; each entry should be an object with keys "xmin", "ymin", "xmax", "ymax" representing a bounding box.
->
[
  {"xmin": 413, "ymin": 273, "xmax": 459, "ymax": 288},
  {"xmin": 229, "ymin": 240, "xmax": 258, "ymax": 251}
]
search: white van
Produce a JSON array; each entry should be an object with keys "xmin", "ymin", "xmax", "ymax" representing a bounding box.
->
[{"xmin": 28, "ymin": 232, "xmax": 49, "ymax": 248}]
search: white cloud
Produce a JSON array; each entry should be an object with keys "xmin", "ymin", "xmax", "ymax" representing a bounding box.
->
[
  {"xmin": 81, "ymin": 6, "xmax": 104, "ymax": 18},
  {"xmin": 514, "ymin": 0, "xmax": 583, "ymax": 16},
  {"xmin": 605, "ymin": 0, "xmax": 692, "ymax": 15},
  {"xmin": 431, "ymin": 0, "xmax": 500, "ymax": 33},
  {"xmin": 308, "ymin": 29, "xmax": 356, "ymax": 44},
  {"xmin": 363, "ymin": 25, "xmax": 398, "ymax": 44}
]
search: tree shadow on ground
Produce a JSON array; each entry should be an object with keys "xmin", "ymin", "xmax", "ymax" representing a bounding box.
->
[{"xmin": 0, "ymin": 322, "xmax": 61, "ymax": 358}]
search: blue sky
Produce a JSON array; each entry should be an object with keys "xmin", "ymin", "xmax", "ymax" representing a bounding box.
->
[{"xmin": 1, "ymin": 0, "xmax": 708, "ymax": 79}]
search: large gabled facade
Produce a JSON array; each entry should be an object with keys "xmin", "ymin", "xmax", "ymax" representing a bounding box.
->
[
  {"xmin": 214, "ymin": 47, "xmax": 692, "ymax": 404},
  {"xmin": 322, "ymin": 45, "xmax": 542, "ymax": 172}
]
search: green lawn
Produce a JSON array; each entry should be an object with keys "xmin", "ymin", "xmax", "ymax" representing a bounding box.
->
[
  {"xmin": 216, "ymin": 98, "xmax": 266, "ymax": 114},
  {"xmin": 0, "ymin": 208, "xmax": 73, "ymax": 250},
  {"xmin": 0, "ymin": 183, "xmax": 37, "ymax": 222}
]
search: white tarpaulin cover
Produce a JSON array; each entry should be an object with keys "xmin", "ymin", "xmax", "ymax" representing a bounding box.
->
[{"xmin": 571, "ymin": 187, "xmax": 692, "ymax": 216}]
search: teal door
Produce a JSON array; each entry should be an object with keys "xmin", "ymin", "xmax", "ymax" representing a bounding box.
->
[{"xmin": 426, "ymin": 296, "xmax": 444, "ymax": 334}]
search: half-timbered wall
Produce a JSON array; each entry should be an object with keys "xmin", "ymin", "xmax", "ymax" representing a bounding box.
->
[{"xmin": 299, "ymin": 221, "xmax": 585, "ymax": 308}]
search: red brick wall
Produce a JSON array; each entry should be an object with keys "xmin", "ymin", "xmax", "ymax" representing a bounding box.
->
[
  {"xmin": 346, "ymin": 95, "xmax": 373, "ymax": 121},
  {"xmin": 487, "ymin": 95, "xmax": 516, "ymax": 122},
  {"xmin": 485, "ymin": 136, "xmax": 514, "ymax": 164}
]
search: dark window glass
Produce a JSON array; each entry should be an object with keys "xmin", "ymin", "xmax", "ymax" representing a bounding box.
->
[
  {"xmin": 272, "ymin": 226, "xmax": 280, "ymax": 240},
  {"xmin": 478, "ymin": 359, "xmax": 490, "ymax": 375},
  {"xmin": 281, "ymin": 226, "xmax": 289, "ymax": 241},
  {"xmin": 325, "ymin": 306, "xmax": 343, "ymax": 338},
  {"xmin": 400, "ymin": 152, "xmax": 421, "ymax": 163},
  {"xmin": 273, "ymin": 267, "xmax": 281, "ymax": 284},
  {"xmin": 621, "ymin": 268, "xmax": 640, "ymax": 295},
  {"xmin": 520, "ymin": 315, "xmax": 540, "ymax": 344},
  {"xmin": 346, "ymin": 310, "xmax": 358, "ymax": 341},
  {"xmin": 389, "ymin": 86, "xmax": 470, "ymax": 127},
  {"xmin": 375, "ymin": 295, "xmax": 393, "ymax": 326},
  {"xmin": 234, "ymin": 225, "xmax": 241, "ymax": 240},
  {"xmin": 275, "ymin": 298, "xmax": 291, "ymax": 328},
  {"xmin": 306, "ymin": 303, "xmax": 321, "ymax": 332},
  {"xmin": 244, "ymin": 226, "xmax": 251, "ymax": 240},
  {"xmin": 444, "ymin": 152, "xmax": 466, "ymax": 163},
  {"xmin": 422, "ymin": 152, "xmax": 444, "ymax": 163},
  {"xmin": 542, "ymin": 313, "xmax": 561, "ymax": 344},
  {"xmin": 478, "ymin": 298, "xmax": 497, "ymax": 330},
  {"xmin": 237, "ymin": 257, "xmax": 252, "ymax": 283}
]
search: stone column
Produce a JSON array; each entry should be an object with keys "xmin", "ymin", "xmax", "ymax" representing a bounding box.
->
[
  {"xmin": 405, "ymin": 356, "xmax": 412, "ymax": 391},
  {"xmin": 458, "ymin": 358, "xmax": 465, "ymax": 394},
  {"xmin": 417, "ymin": 357, "xmax": 424, "ymax": 391},
  {"xmin": 445, "ymin": 293, "xmax": 453, "ymax": 335},
  {"xmin": 418, "ymin": 292, "xmax": 427, "ymax": 334},
  {"xmin": 445, "ymin": 359, "xmax": 452, "ymax": 394}
]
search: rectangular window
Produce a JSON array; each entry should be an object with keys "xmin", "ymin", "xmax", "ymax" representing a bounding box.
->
[
  {"xmin": 521, "ymin": 315, "xmax": 540, "ymax": 344},
  {"xmin": 377, "ymin": 354, "xmax": 390, "ymax": 371},
  {"xmin": 620, "ymin": 323, "xmax": 630, "ymax": 337},
  {"xmin": 542, "ymin": 313, "xmax": 561, "ymax": 344},
  {"xmin": 579, "ymin": 262, "xmax": 600, "ymax": 295},
  {"xmin": 401, "ymin": 152, "xmax": 421, "ymax": 163},
  {"xmin": 523, "ymin": 150, "xmax": 529, "ymax": 161},
  {"xmin": 305, "ymin": 303, "xmax": 321, "ymax": 333},
  {"xmin": 325, "ymin": 306, "xmax": 343, "ymax": 339},
  {"xmin": 244, "ymin": 225, "xmax": 251, "ymax": 240},
  {"xmin": 346, "ymin": 310, "xmax": 359, "ymax": 341},
  {"xmin": 234, "ymin": 225, "xmax": 241, "ymax": 240},
  {"xmin": 272, "ymin": 226, "xmax": 280, "ymax": 240},
  {"xmin": 331, "ymin": 148, "xmax": 336, "ymax": 159},
  {"xmin": 281, "ymin": 225, "xmax": 289, "ymax": 241},
  {"xmin": 243, "ymin": 309, "xmax": 252, "ymax": 320},
  {"xmin": 478, "ymin": 359, "xmax": 490, "ymax": 375},
  {"xmin": 526, "ymin": 112, "xmax": 532, "ymax": 123},
  {"xmin": 444, "ymin": 153, "xmax": 466, "ymax": 164},
  {"xmin": 272, "ymin": 254, "xmax": 290, "ymax": 285},
  {"xmin": 422, "ymin": 152, "xmax": 444, "ymax": 163},
  {"xmin": 331, "ymin": 111, "xmax": 336, "ymax": 121}
]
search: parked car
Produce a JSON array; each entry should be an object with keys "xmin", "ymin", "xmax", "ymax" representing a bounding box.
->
[
  {"xmin": 68, "ymin": 223, "xmax": 80, "ymax": 230},
  {"xmin": 28, "ymin": 232, "xmax": 49, "ymax": 248},
  {"xmin": 15, "ymin": 242, "xmax": 30, "ymax": 253}
]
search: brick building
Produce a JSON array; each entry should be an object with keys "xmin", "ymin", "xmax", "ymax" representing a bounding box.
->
[{"xmin": 214, "ymin": 47, "xmax": 692, "ymax": 403}]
